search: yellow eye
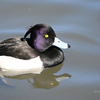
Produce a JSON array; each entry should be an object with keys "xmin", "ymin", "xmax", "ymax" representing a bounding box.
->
[
  {"xmin": 45, "ymin": 34, "xmax": 49, "ymax": 38},
  {"xmin": 50, "ymin": 83, "xmax": 54, "ymax": 85}
]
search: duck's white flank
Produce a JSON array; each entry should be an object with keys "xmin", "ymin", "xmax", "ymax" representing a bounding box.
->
[{"xmin": 0, "ymin": 56, "xmax": 44, "ymax": 76}]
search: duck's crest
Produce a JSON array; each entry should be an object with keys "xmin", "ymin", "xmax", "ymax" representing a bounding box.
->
[{"xmin": 23, "ymin": 26, "xmax": 33, "ymax": 41}]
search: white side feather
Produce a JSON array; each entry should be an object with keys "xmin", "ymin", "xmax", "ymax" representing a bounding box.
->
[{"xmin": 0, "ymin": 56, "xmax": 44, "ymax": 76}]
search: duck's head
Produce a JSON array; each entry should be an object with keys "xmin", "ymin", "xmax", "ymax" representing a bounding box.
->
[{"xmin": 23, "ymin": 24, "xmax": 70, "ymax": 52}]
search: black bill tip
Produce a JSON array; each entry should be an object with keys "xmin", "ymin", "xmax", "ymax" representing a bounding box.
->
[{"xmin": 68, "ymin": 44, "xmax": 71, "ymax": 48}]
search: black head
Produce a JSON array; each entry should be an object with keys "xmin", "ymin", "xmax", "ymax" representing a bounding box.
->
[{"xmin": 24, "ymin": 24, "xmax": 56, "ymax": 52}]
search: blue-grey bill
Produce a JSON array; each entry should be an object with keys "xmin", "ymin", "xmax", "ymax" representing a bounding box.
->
[{"xmin": 53, "ymin": 37, "xmax": 71, "ymax": 49}]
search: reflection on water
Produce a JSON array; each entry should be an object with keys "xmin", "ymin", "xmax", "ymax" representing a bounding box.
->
[
  {"xmin": 0, "ymin": 74, "xmax": 14, "ymax": 88},
  {"xmin": 0, "ymin": 63, "xmax": 71, "ymax": 89}
]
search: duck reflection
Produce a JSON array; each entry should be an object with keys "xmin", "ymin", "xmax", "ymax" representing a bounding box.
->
[
  {"xmin": 0, "ymin": 74, "xmax": 14, "ymax": 88},
  {"xmin": 1, "ymin": 63, "xmax": 71, "ymax": 89},
  {"xmin": 27, "ymin": 64, "xmax": 71, "ymax": 89}
]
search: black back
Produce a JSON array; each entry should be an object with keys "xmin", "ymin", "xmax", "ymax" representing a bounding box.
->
[{"xmin": 0, "ymin": 38, "xmax": 39, "ymax": 59}]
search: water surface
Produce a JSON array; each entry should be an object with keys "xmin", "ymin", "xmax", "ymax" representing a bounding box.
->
[{"xmin": 0, "ymin": 0, "xmax": 100, "ymax": 100}]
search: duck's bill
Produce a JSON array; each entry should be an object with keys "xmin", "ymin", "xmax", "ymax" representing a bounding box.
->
[{"xmin": 53, "ymin": 37, "xmax": 71, "ymax": 49}]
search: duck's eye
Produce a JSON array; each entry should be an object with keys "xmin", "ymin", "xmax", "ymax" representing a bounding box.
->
[{"xmin": 45, "ymin": 34, "xmax": 49, "ymax": 38}]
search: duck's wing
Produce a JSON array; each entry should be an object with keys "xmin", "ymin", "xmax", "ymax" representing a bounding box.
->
[
  {"xmin": 0, "ymin": 38, "xmax": 39, "ymax": 59},
  {"xmin": 0, "ymin": 38, "xmax": 19, "ymax": 44}
]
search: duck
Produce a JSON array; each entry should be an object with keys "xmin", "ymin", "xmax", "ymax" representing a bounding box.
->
[{"xmin": 0, "ymin": 24, "xmax": 70, "ymax": 76}]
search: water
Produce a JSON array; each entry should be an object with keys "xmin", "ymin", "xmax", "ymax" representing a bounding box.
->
[{"xmin": 0, "ymin": 0, "xmax": 100, "ymax": 100}]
